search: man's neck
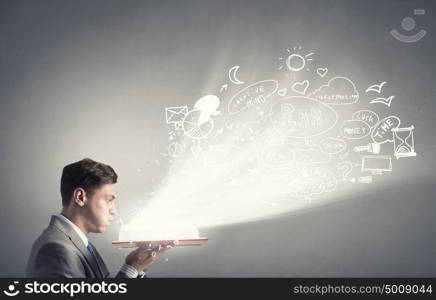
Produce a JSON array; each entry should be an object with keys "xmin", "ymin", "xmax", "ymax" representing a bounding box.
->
[{"xmin": 60, "ymin": 210, "xmax": 89, "ymax": 235}]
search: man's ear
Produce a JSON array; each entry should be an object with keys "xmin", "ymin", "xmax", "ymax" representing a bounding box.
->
[{"xmin": 72, "ymin": 188, "xmax": 87, "ymax": 207}]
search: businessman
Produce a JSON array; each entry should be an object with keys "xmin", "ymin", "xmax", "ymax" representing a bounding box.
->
[{"xmin": 26, "ymin": 158, "xmax": 172, "ymax": 278}]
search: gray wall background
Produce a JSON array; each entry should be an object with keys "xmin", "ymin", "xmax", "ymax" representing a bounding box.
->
[{"xmin": 0, "ymin": 0, "xmax": 435, "ymax": 277}]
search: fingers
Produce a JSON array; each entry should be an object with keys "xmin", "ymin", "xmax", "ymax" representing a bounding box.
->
[
  {"xmin": 132, "ymin": 241, "xmax": 174, "ymax": 261},
  {"xmin": 150, "ymin": 243, "xmax": 173, "ymax": 259}
]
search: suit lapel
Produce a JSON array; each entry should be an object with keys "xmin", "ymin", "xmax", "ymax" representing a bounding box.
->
[
  {"xmin": 50, "ymin": 215, "xmax": 103, "ymax": 278},
  {"xmin": 92, "ymin": 246, "xmax": 110, "ymax": 278}
]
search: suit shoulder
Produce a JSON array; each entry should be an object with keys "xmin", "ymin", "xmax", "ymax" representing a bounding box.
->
[{"xmin": 26, "ymin": 224, "xmax": 85, "ymax": 278}]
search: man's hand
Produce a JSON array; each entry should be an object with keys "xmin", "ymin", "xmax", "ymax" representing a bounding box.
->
[{"xmin": 125, "ymin": 241, "xmax": 174, "ymax": 272}]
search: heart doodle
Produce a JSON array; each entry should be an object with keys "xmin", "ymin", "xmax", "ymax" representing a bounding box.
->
[
  {"xmin": 277, "ymin": 88, "xmax": 287, "ymax": 97},
  {"xmin": 291, "ymin": 80, "xmax": 310, "ymax": 95},
  {"xmin": 316, "ymin": 67, "xmax": 328, "ymax": 78}
]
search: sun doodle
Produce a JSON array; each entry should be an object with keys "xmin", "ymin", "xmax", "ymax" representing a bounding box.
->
[{"xmin": 278, "ymin": 46, "xmax": 314, "ymax": 76}]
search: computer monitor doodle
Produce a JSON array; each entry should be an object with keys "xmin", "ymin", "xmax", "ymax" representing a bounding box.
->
[{"xmin": 361, "ymin": 155, "xmax": 392, "ymax": 175}]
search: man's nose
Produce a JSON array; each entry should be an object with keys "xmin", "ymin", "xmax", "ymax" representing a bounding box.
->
[{"xmin": 109, "ymin": 204, "xmax": 116, "ymax": 216}]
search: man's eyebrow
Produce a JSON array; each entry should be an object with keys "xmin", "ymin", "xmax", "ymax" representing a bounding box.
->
[{"xmin": 106, "ymin": 194, "xmax": 117, "ymax": 199}]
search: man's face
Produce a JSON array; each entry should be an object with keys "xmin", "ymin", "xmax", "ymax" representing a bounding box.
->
[{"xmin": 83, "ymin": 183, "xmax": 117, "ymax": 233}]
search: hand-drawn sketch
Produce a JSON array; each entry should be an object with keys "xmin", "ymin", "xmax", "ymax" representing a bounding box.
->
[
  {"xmin": 182, "ymin": 110, "xmax": 214, "ymax": 139},
  {"xmin": 165, "ymin": 106, "xmax": 189, "ymax": 127},
  {"xmin": 291, "ymin": 80, "xmax": 310, "ymax": 95},
  {"xmin": 277, "ymin": 88, "xmax": 287, "ymax": 97},
  {"xmin": 357, "ymin": 176, "xmax": 373, "ymax": 184},
  {"xmin": 308, "ymin": 77, "xmax": 359, "ymax": 105},
  {"xmin": 339, "ymin": 150, "xmax": 350, "ymax": 160},
  {"xmin": 352, "ymin": 110, "xmax": 380, "ymax": 128},
  {"xmin": 337, "ymin": 161, "xmax": 353, "ymax": 181},
  {"xmin": 278, "ymin": 46, "xmax": 314, "ymax": 74},
  {"xmin": 316, "ymin": 67, "xmax": 328, "ymax": 78},
  {"xmin": 353, "ymin": 143, "xmax": 381, "ymax": 154},
  {"xmin": 228, "ymin": 80, "xmax": 278, "ymax": 115},
  {"xmin": 370, "ymin": 95, "xmax": 395, "ymax": 107},
  {"xmin": 270, "ymin": 96, "xmax": 338, "ymax": 138},
  {"xmin": 340, "ymin": 120, "xmax": 371, "ymax": 140},
  {"xmin": 229, "ymin": 65, "xmax": 244, "ymax": 85},
  {"xmin": 161, "ymin": 47, "xmax": 417, "ymax": 208},
  {"xmin": 194, "ymin": 94, "xmax": 221, "ymax": 125},
  {"xmin": 361, "ymin": 155, "xmax": 392, "ymax": 175},
  {"xmin": 289, "ymin": 166, "xmax": 336, "ymax": 199},
  {"xmin": 371, "ymin": 116, "xmax": 401, "ymax": 144},
  {"xmin": 190, "ymin": 139, "xmax": 203, "ymax": 157},
  {"xmin": 168, "ymin": 142, "xmax": 184, "ymax": 158},
  {"xmin": 365, "ymin": 81, "xmax": 387, "ymax": 94},
  {"xmin": 392, "ymin": 125, "xmax": 417, "ymax": 159},
  {"xmin": 319, "ymin": 137, "xmax": 347, "ymax": 155}
]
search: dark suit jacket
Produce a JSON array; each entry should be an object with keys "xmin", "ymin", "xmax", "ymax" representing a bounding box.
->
[{"xmin": 26, "ymin": 215, "xmax": 131, "ymax": 278}]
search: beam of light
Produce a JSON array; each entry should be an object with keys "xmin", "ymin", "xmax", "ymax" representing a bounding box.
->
[
  {"xmin": 118, "ymin": 48, "xmax": 418, "ymax": 240},
  {"xmin": 120, "ymin": 96, "xmax": 336, "ymax": 237}
]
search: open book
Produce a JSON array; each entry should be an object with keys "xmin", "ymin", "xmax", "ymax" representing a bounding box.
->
[
  {"xmin": 112, "ymin": 238, "xmax": 208, "ymax": 248},
  {"xmin": 112, "ymin": 220, "xmax": 208, "ymax": 247}
]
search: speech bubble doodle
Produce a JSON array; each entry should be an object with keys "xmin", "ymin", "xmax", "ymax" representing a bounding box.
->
[
  {"xmin": 308, "ymin": 76, "xmax": 359, "ymax": 105},
  {"xmin": 269, "ymin": 96, "xmax": 338, "ymax": 138},
  {"xmin": 340, "ymin": 120, "xmax": 371, "ymax": 140},
  {"xmin": 319, "ymin": 137, "xmax": 347, "ymax": 155},
  {"xmin": 371, "ymin": 115, "xmax": 401, "ymax": 144},
  {"xmin": 228, "ymin": 80, "xmax": 278, "ymax": 115},
  {"xmin": 352, "ymin": 109, "xmax": 380, "ymax": 128}
]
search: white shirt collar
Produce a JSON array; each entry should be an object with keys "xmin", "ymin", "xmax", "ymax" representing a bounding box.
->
[{"xmin": 58, "ymin": 214, "xmax": 89, "ymax": 247}]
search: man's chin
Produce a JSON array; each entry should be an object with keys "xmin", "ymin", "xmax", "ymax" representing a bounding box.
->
[{"xmin": 95, "ymin": 225, "xmax": 109, "ymax": 233}]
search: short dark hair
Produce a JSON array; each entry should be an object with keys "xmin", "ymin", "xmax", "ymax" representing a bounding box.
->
[{"xmin": 60, "ymin": 158, "xmax": 118, "ymax": 207}]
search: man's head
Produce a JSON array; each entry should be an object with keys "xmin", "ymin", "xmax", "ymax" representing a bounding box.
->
[{"xmin": 60, "ymin": 158, "xmax": 118, "ymax": 233}]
